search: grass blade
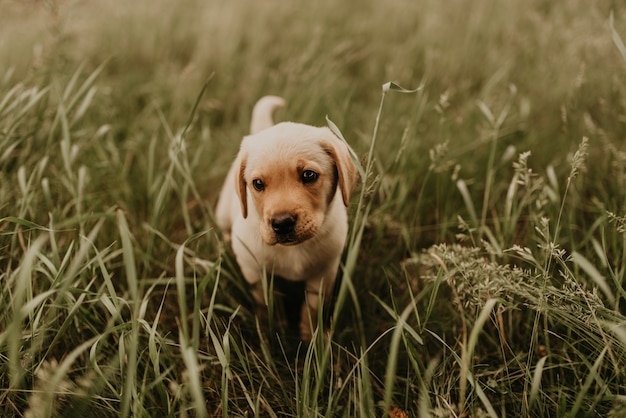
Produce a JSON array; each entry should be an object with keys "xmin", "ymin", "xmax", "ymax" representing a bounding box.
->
[
  {"xmin": 529, "ymin": 355, "xmax": 548, "ymax": 409},
  {"xmin": 572, "ymin": 251, "xmax": 615, "ymax": 305},
  {"xmin": 568, "ymin": 346, "xmax": 608, "ymax": 417},
  {"xmin": 116, "ymin": 209, "xmax": 139, "ymax": 418}
]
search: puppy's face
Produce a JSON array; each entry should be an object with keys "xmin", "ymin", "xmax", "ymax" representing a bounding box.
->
[{"xmin": 235, "ymin": 122, "xmax": 357, "ymax": 246}]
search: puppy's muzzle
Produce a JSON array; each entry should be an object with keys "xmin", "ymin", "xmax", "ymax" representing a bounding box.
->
[{"xmin": 271, "ymin": 213, "xmax": 298, "ymax": 244}]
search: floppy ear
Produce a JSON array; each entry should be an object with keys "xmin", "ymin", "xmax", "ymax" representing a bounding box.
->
[
  {"xmin": 322, "ymin": 138, "xmax": 358, "ymax": 206},
  {"xmin": 235, "ymin": 154, "xmax": 248, "ymax": 218}
]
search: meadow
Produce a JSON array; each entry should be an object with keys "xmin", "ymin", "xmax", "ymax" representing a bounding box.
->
[{"xmin": 1, "ymin": 0, "xmax": 626, "ymax": 416}]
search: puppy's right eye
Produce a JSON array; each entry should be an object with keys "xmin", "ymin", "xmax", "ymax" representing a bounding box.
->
[
  {"xmin": 301, "ymin": 170, "xmax": 318, "ymax": 184},
  {"xmin": 252, "ymin": 179, "xmax": 265, "ymax": 191}
]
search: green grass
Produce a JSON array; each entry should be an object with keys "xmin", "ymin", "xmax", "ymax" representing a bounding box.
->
[{"xmin": 2, "ymin": 0, "xmax": 626, "ymax": 416}]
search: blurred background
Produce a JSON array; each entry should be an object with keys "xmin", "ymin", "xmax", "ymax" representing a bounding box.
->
[
  {"xmin": 3, "ymin": 0, "xmax": 624, "ymax": 148},
  {"xmin": 3, "ymin": 0, "xmax": 625, "ymax": 244}
]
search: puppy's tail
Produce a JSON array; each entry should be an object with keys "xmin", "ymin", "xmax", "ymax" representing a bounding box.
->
[{"xmin": 250, "ymin": 96, "xmax": 286, "ymax": 134}]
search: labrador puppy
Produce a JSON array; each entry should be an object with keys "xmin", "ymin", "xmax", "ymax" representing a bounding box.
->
[{"xmin": 216, "ymin": 96, "xmax": 357, "ymax": 340}]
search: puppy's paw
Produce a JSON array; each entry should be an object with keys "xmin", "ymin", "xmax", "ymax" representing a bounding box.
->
[
  {"xmin": 299, "ymin": 315, "xmax": 331, "ymax": 346},
  {"xmin": 299, "ymin": 310, "xmax": 313, "ymax": 342},
  {"xmin": 299, "ymin": 303, "xmax": 330, "ymax": 343}
]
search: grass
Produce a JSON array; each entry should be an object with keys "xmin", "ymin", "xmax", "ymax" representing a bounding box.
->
[{"xmin": 2, "ymin": 0, "xmax": 626, "ymax": 416}]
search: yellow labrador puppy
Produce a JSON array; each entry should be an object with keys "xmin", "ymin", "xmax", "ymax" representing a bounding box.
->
[{"xmin": 216, "ymin": 96, "xmax": 357, "ymax": 340}]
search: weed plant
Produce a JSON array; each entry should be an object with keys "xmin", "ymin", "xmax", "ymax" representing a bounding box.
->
[{"xmin": 1, "ymin": 0, "xmax": 626, "ymax": 416}]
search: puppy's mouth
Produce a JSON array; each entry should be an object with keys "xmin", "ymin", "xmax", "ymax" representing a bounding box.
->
[
  {"xmin": 275, "ymin": 234, "xmax": 299, "ymax": 245},
  {"xmin": 265, "ymin": 213, "xmax": 312, "ymax": 246}
]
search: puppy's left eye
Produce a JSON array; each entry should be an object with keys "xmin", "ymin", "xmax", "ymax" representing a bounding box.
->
[
  {"xmin": 252, "ymin": 179, "xmax": 265, "ymax": 191},
  {"xmin": 301, "ymin": 170, "xmax": 318, "ymax": 184}
]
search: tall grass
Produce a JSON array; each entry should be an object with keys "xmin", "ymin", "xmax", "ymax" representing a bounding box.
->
[{"xmin": 1, "ymin": 0, "xmax": 626, "ymax": 416}]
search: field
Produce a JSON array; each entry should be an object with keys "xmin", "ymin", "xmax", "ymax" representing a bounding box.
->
[{"xmin": 2, "ymin": 0, "xmax": 626, "ymax": 416}]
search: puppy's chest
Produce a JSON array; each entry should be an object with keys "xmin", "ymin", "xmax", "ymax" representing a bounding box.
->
[{"xmin": 261, "ymin": 243, "xmax": 331, "ymax": 281}]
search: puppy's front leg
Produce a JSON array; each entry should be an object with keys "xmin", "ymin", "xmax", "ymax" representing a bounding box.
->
[
  {"xmin": 236, "ymin": 261, "xmax": 265, "ymax": 306},
  {"xmin": 300, "ymin": 274, "xmax": 335, "ymax": 341}
]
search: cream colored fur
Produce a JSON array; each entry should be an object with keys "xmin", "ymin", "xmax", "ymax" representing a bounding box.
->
[{"xmin": 216, "ymin": 96, "xmax": 357, "ymax": 340}]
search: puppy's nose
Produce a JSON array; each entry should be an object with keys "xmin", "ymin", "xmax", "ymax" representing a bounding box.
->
[{"xmin": 271, "ymin": 213, "xmax": 297, "ymax": 235}]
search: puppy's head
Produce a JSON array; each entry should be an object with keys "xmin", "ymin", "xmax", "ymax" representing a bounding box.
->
[{"xmin": 235, "ymin": 122, "xmax": 357, "ymax": 246}]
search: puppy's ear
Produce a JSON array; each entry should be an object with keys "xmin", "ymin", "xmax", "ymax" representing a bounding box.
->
[
  {"xmin": 322, "ymin": 138, "xmax": 358, "ymax": 206},
  {"xmin": 236, "ymin": 154, "xmax": 248, "ymax": 218}
]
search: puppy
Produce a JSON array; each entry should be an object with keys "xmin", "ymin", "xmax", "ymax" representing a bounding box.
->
[{"xmin": 216, "ymin": 96, "xmax": 357, "ymax": 340}]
